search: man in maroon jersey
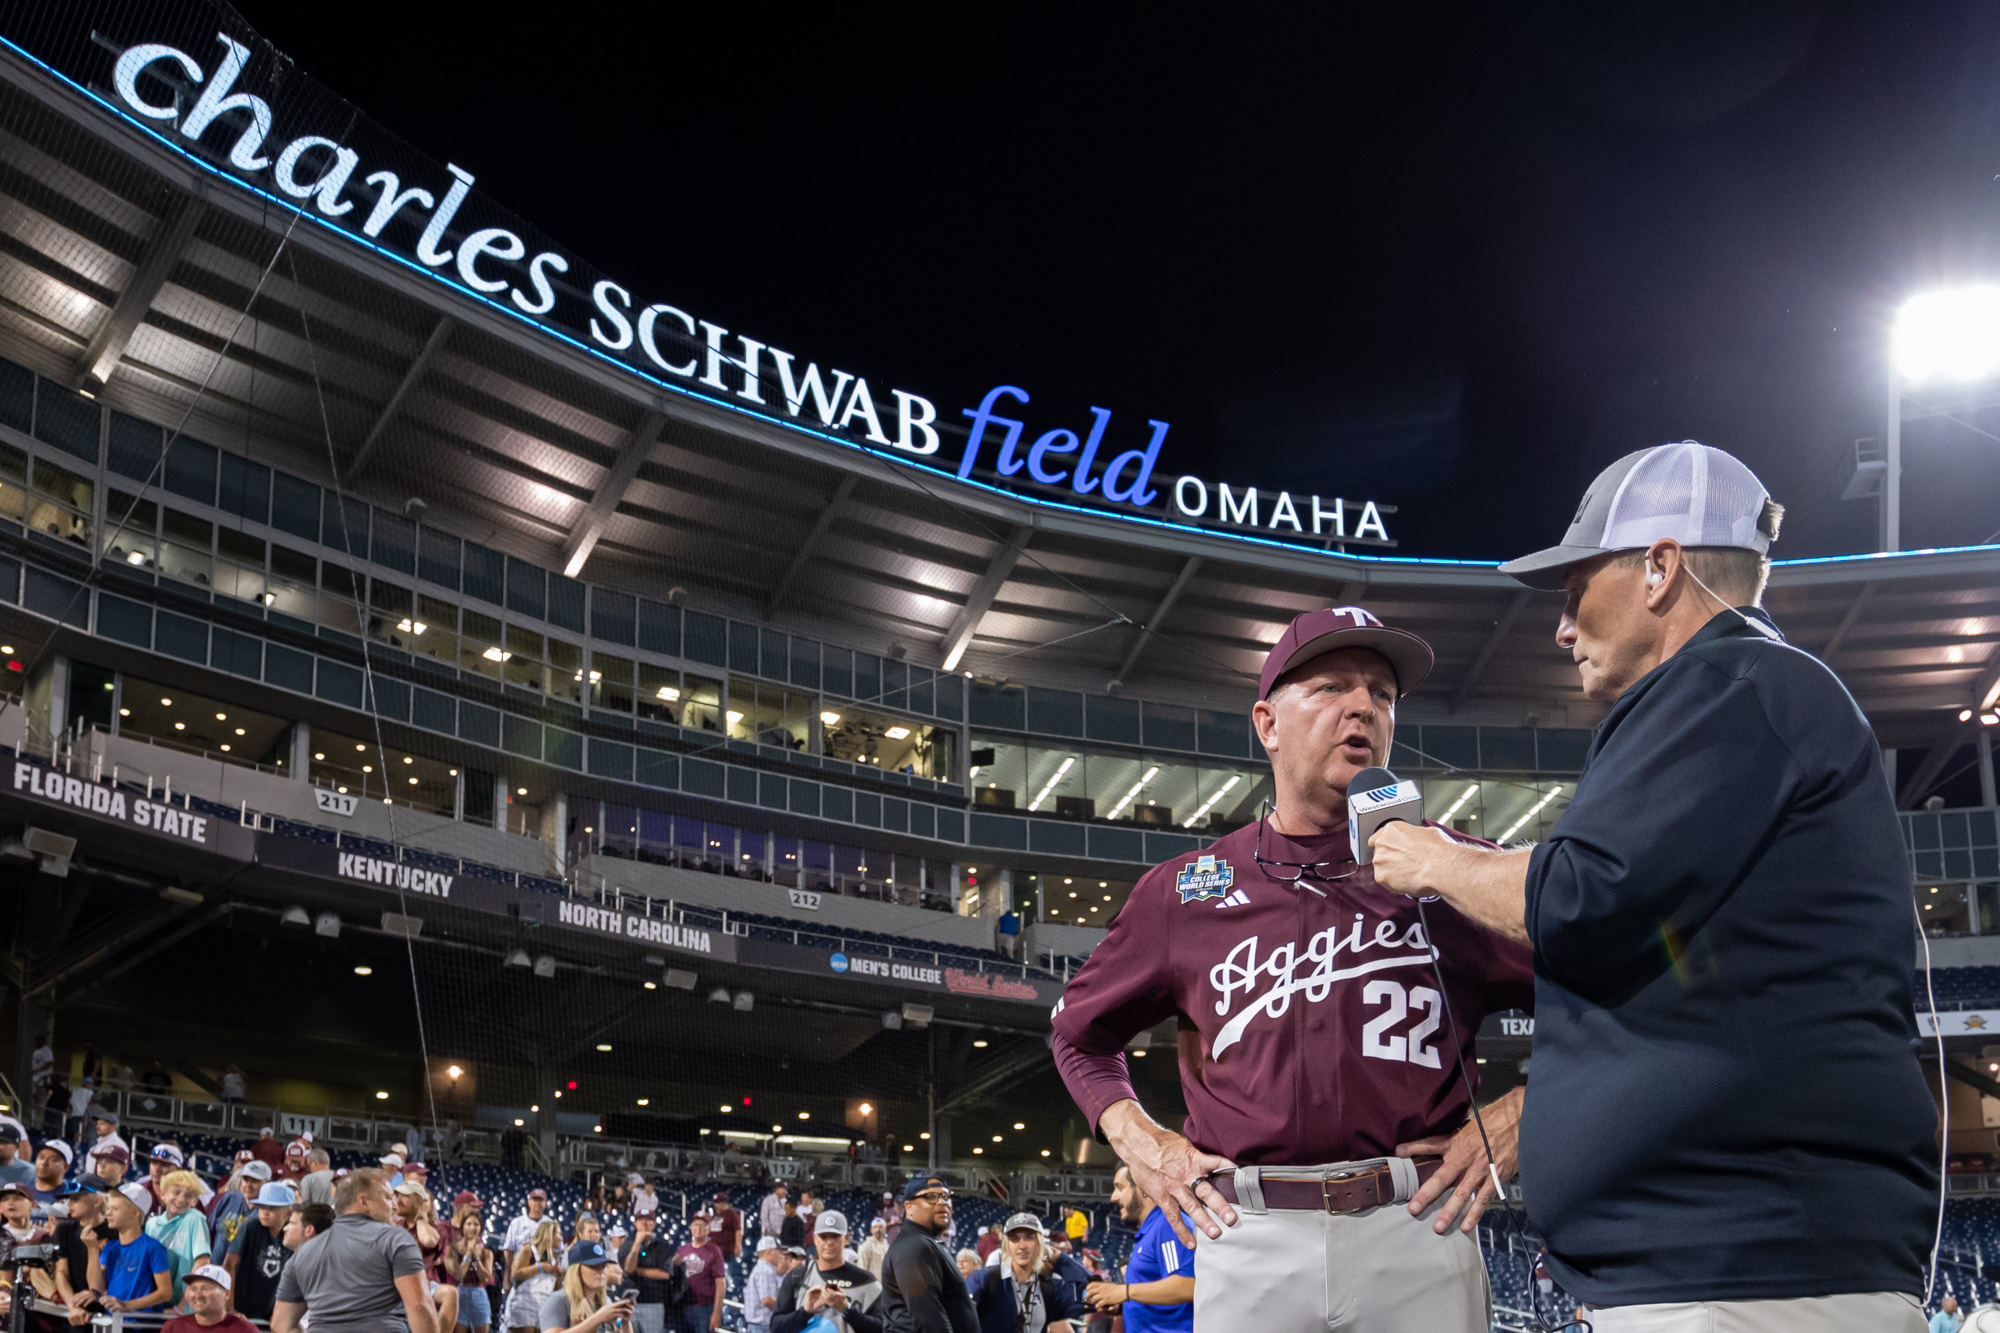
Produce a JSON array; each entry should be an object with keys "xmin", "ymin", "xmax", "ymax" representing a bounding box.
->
[{"xmin": 1050, "ymin": 606, "xmax": 1533, "ymax": 1332}]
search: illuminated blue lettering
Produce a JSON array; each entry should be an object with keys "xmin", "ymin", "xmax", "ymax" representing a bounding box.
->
[
  {"xmin": 1100, "ymin": 419, "xmax": 1167, "ymax": 507},
  {"xmin": 1026, "ymin": 428, "xmax": 1077, "ymax": 485},
  {"xmin": 958, "ymin": 386, "xmax": 1028, "ymax": 480}
]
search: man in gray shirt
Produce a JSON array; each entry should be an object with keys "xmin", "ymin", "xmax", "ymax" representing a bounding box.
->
[
  {"xmin": 296, "ymin": 1150, "xmax": 335, "ymax": 1208},
  {"xmin": 271, "ymin": 1168, "xmax": 438, "ymax": 1333}
]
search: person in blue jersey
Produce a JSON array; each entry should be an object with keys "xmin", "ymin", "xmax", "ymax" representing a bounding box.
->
[{"xmin": 1084, "ymin": 1168, "xmax": 1192, "ymax": 1332}]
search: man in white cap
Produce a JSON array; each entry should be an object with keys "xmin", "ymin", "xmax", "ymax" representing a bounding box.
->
[
  {"xmin": 855, "ymin": 1219, "xmax": 889, "ymax": 1279},
  {"xmin": 1372, "ymin": 441, "xmax": 1936, "ymax": 1332},
  {"xmin": 743, "ymin": 1237, "xmax": 786, "ymax": 1333},
  {"xmin": 771, "ymin": 1210, "xmax": 880, "ymax": 1333},
  {"xmin": 162, "ymin": 1263, "xmax": 256, "ymax": 1333}
]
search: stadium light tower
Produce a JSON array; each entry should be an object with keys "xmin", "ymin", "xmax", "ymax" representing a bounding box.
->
[{"xmin": 1887, "ymin": 286, "xmax": 2000, "ymax": 551}]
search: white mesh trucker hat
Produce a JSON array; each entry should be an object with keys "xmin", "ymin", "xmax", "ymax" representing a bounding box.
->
[{"xmin": 1498, "ymin": 441, "xmax": 1774, "ymax": 589}]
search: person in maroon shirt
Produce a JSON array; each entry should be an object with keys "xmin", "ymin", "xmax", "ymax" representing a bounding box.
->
[
  {"xmin": 1050, "ymin": 606, "xmax": 1533, "ymax": 1333},
  {"xmin": 671, "ymin": 1212, "xmax": 726, "ymax": 1332},
  {"xmin": 247, "ymin": 1132, "xmax": 285, "ymax": 1173}
]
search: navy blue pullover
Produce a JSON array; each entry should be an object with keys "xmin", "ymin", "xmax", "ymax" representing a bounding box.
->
[{"xmin": 1519, "ymin": 607, "xmax": 1936, "ymax": 1305}]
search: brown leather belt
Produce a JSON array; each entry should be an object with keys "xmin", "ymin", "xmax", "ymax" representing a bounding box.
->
[{"xmin": 1207, "ymin": 1158, "xmax": 1442, "ymax": 1214}]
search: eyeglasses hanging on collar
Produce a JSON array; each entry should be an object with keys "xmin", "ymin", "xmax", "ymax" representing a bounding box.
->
[{"xmin": 1250, "ymin": 800, "xmax": 1361, "ymax": 896}]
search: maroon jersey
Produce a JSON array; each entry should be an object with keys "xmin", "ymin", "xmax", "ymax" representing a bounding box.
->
[{"xmin": 1051, "ymin": 818, "xmax": 1533, "ymax": 1166}]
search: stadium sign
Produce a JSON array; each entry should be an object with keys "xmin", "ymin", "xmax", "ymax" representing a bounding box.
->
[
  {"xmin": 6, "ymin": 760, "xmax": 254, "ymax": 859},
  {"xmin": 549, "ymin": 896, "xmax": 728, "ymax": 960},
  {"xmin": 737, "ymin": 936, "xmax": 1063, "ymax": 1007},
  {"xmin": 1919, "ymin": 1009, "xmax": 2000, "ymax": 1037},
  {"xmin": 32, "ymin": 18, "xmax": 1397, "ymax": 550},
  {"xmin": 258, "ymin": 836, "xmax": 516, "ymax": 913}
]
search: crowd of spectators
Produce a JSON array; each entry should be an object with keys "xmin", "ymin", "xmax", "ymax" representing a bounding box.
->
[{"xmin": 0, "ymin": 1089, "xmax": 1159, "ymax": 1333}]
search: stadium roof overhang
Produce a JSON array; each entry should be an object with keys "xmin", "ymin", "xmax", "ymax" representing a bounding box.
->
[{"xmin": 0, "ymin": 15, "xmax": 1991, "ymax": 806}]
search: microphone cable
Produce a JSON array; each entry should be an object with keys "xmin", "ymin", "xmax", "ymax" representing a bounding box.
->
[
  {"xmin": 1912, "ymin": 892, "xmax": 1947, "ymax": 1307},
  {"xmin": 1412, "ymin": 894, "xmax": 1590, "ymax": 1333}
]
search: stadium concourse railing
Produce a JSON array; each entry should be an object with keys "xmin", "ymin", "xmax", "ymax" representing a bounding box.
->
[{"xmin": 26, "ymin": 738, "xmax": 1068, "ymax": 982}]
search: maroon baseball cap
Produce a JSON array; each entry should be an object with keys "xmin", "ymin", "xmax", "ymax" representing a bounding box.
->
[
  {"xmin": 453, "ymin": 1190, "xmax": 482, "ymax": 1208},
  {"xmin": 1258, "ymin": 606, "xmax": 1434, "ymax": 700},
  {"xmin": 527, "ymin": 1187, "xmax": 548, "ymax": 1200}
]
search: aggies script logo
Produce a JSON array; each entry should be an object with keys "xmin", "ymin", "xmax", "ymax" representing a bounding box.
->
[{"xmin": 1207, "ymin": 912, "xmax": 1436, "ymax": 1058}]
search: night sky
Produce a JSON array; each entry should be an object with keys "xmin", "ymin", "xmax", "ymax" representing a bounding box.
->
[{"xmin": 243, "ymin": 2, "xmax": 2000, "ymax": 562}]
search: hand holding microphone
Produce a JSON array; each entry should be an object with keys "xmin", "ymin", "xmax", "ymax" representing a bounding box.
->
[{"xmin": 1349, "ymin": 764, "xmax": 1457, "ymax": 897}]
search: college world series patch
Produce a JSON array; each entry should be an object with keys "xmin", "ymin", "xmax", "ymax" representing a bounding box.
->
[{"xmin": 1176, "ymin": 854, "xmax": 1234, "ymax": 904}]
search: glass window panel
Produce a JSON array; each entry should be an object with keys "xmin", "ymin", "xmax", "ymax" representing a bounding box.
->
[
  {"xmin": 969, "ymin": 738, "xmax": 1025, "ymax": 808},
  {"xmin": 270, "ymin": 544, "xmax": 315, "ymax": 584},
  {"xmin": 773, "ymin": 836, "xmax": 801, "ymax": 887},
  {"xmin": 638, "ymin": 663, "xmax": 680, "ymax": 724},
  {"xmin": 158, "ymin": 539, "xmax": 211, "ymax": 588},
  {"xmin": 1024, "ymin": 744, "xmax": 1086, "ymax": 816},
  {"xmin": 419, "ymin": 528, "xmax": 462, "ymax": 590},
  {"xmin": 217, "ymin": 453, "xmax": 269, "ymax": 524},
  {"xmin": 270, "ymin": 472, "xmax": 320, "ymax": 542},
  {"xmin": 407, "ymin": 595, "xmax": 458, "ymax": 668},
  {"xmin": 504, "ymin": 625, "xmax": 545, "ymax": 691},
  {"xmin": 211, "ymin": 558, "xmax": 265, "ymax": 608},
  {"xmin": 726, "ymin": 677, "xmax": 759, "ymax": 741},
  {"xmin": 462, "ymin": 610, "xmax": 505, "ymax": 680},
  {"xmin": 592, "ymin": 653, "xmax": 635, "ymax": 713},
  {"xmin": 683, "ymin": 675, "xmax": 724, "ymax": 732},
  {"xmin": 826, "ymin": 707, "xmax": 951, "ymax": 778},
  {"xmin": 547, "ymin": 638, "xmax": 584, "ymax": 703},
  {"xmin": 0, "ymin": 442, "xmax": 27, "ymax": 523}
]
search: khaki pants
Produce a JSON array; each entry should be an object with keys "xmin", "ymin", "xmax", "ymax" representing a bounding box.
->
[
  {"xmin": 1587, "ymin": 1291, "xmax": 1926, "ymax": 1332},
  {"xmin": 1192, "ymin": 1160, "xmax": 1489, "ymax": 1332}
]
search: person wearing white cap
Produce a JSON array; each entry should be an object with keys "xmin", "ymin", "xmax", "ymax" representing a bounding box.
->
[
  {"xmin": 1372, "ymin": 441, "xmax": 1936, "ymax": 1332},
  {"xmin": 855, "ymin": 1219, "xmax": 888, "ymax": 1280},
  {"xmin": 743, "ymin": 1237, "xmax": 785, "ymax": 1333},
  {"xmin": 965, "ymin": 1213, "xmax": 1088, "ymax": 1333},
  {"xmin": 770, "ymin": 1210, "xmax": 880, "ymax": 1333},
  {"xmin": 29, "ymin": 1137, "xmax": 71, "ymax": 1206},
  {"xmin": 161, "ymin": 1263, "xmax": 256, "ymax": 1333}
]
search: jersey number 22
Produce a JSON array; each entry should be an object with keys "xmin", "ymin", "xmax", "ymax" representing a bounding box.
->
[{"xmin": 1361, "ymin": 979, "xmax": 1443, "ymax": 1068}]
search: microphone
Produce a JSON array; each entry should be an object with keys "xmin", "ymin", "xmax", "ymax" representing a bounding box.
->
[{"xmin": 1347, "ymin": 765, "xmax": 1424, "ymax": 865}]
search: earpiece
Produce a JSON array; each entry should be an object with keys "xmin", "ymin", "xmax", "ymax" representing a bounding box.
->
[{"xmin": 1646, "ymin": 569, "xmax": 1663, "ymax": 588}]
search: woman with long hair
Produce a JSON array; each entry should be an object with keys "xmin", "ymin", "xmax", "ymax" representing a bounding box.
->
[
  {"xmin": 571, "ymin": 1212, "xmax": 601, "ymax": 1246},
  {"xmin": 537, "ymin": 1240, "xmax": 631, "ymax": 1333},
  {"xmin": 964, "ymin": 1214, "xmax": 1088, "ymax": 1333},
  {"xmin": 503, "ymin": 1219, "xmax": 564, "ymax": 1333}
]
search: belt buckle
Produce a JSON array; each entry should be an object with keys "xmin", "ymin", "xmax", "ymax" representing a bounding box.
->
[{"xmin": 1322, "ymin": 1168, "xmax": 1364, "ymax": 1214}]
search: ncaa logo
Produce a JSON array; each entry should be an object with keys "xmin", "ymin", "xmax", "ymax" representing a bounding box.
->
[{"xmin": 830, "ymin": 952, "xmax": 849, "ymax": 973}]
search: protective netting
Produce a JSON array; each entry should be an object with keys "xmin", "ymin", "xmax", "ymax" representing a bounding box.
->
[{"xmin": 0, "ymin": 4, "xmax": 1585, "ymax": 1328}]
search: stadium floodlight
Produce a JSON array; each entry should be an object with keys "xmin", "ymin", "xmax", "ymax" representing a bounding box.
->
[
  {"xmin": 1882, "ymin": 285, "xmax": 2000, "ymax": 553},
  {"xmin": 313, "ymin": 911, "xmax": 341, "ymax": 938},
  {"xmin": 901, "ymin": 1003, "xmax": 934, "ymax": 1028},
  {"xmin": 709, "ymin": 986, "xmax": 733, "ymax": 1004},
  {"xmin": 531, "ymin": 955, "xmax": 557, "ymax": 978},
  {"xmin": 503, "ymin": 949, "xmax": 531, "ymax": 968},
  {"xmin": 881, "ymin": 1010, "xmax": 904, "ymax": 1031},
  {"xmin": 733, "ymin": 990, "xmax": 755, "ymax": 1012},
  {"xmin": 280, "ymin": 904, "xmax": 311, "ymax": 928},
  {"xmin": 663, "ymin": 968, "xmax": 698, "ymax": 991},
  {"xmin": 1893, "ymin": 287, "xmax": 2000, "ymax": 385}
]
